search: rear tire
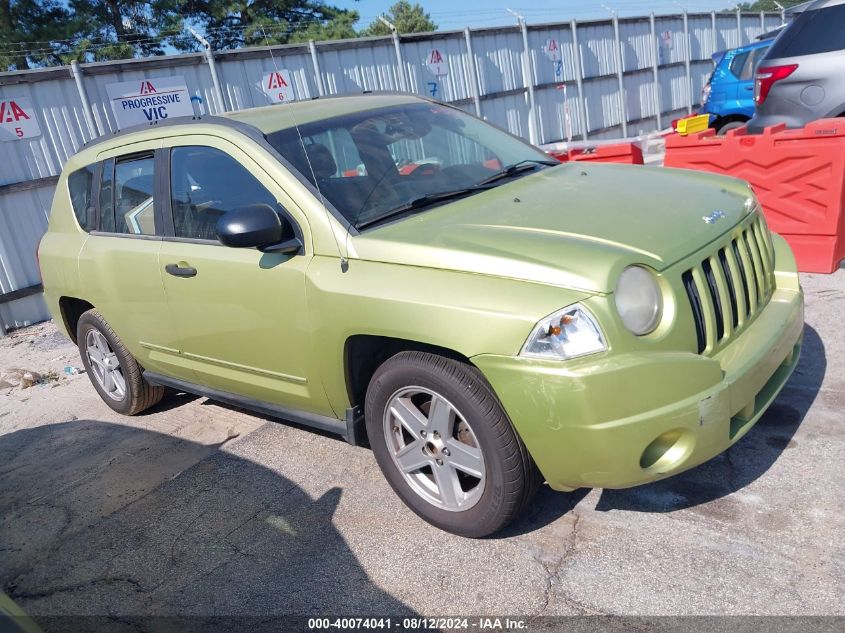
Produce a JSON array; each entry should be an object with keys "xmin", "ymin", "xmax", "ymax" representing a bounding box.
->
[
  {"xmin": 716, "ymin": 120, "xmax": 746, "ymax": 135},
  {"xmin": 365, "ymin": 351, "xmax": 541, "ymax": 537},
  {"xmin": 77, "ymin": 309, "xmax": 164, "ymax": 415}
]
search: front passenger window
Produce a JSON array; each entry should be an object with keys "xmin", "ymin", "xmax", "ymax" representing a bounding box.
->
[{"xmin": 170, "ymin": 146, "xmax": 277, "ymax": 241}]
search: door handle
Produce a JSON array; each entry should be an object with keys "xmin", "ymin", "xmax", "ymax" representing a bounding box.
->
[{"xmin": 165, "ymin": 263, "xmax": 197, "ymax": 278}]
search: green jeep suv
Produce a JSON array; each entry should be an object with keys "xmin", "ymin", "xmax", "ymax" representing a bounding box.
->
[{"xmin": 39, "ymin": 94, "xmax": 804, "ymax": 537}]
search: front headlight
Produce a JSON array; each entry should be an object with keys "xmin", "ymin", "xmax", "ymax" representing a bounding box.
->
[
  {"xmin": 615, "ymin": 265, "xmax": 662, "ymax": 335},
  {"xmin": 520, "ymin": 304, "xmax": 607, "ymax": 360}
]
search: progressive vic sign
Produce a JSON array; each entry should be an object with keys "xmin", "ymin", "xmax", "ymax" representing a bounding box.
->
[{"xmin": 106, "ymin": 76, "xmax": 194, "ymax": 129}]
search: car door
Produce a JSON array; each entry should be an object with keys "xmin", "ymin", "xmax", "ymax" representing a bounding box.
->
[
  {"xmin": 737, "ymin": 46, "xmax": 768, "ymax": 113},
  {"xmin": 157, "ymin": 136, "xmax": 333, "ymax": 417},
  {"xmin": 77, "ymin": 141, "xmax": 182, "ymax": 377},
  {"xmin": 725, "ymin": 49, "xmax": 749, "ymax": 106}
]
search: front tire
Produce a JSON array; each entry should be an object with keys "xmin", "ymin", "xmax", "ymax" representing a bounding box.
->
[
  {"xmin": 77, "ymin": 309, "xmax": 164, "ymax": 415},
  {"xmin": 365, "ymin": 351, "xmax": 541, "ymax": 537}
]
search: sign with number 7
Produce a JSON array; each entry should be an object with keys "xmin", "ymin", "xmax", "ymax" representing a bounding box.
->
[{"xmin": 0, "ymin": 97, "xmax": 42, "ymax": 141}]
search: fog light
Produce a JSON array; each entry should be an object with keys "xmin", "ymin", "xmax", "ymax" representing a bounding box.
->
[{"xmin": 639, "ymin": 429, "xmax": 695, "ymax": 472}]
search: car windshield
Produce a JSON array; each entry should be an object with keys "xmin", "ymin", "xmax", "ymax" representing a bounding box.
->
[{"xmin": 264, "ymin": 102, "xmax": 556, "ymax": 229}]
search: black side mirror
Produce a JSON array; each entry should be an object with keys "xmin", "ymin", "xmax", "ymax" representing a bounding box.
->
[{"xmin": 216, "ymin": 204, "xmax": 302, "ymax": 255}]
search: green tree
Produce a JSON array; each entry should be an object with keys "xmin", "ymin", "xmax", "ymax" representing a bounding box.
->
[
  {"xmin": 288, "ymin": 8, "xmax": 359, "ymax": 43},
  {"xmin": 0, "ymin": 0, "xmax": 72, "ymax": 70},
  {"xmin": 362, "ymin": 1, "xmax": 436, "ymax": 36},
  {"xmin": 173, "ymin": 0, "xmax": 359, "ymax": 50},
  {"xmin": 61, "ymin": 0, "xmax": 182, "ymax": 62}
]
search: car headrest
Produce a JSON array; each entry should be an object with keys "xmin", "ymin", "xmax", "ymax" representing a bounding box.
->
[{"xmin": 305, "ymin": 143, "xmax": 337, "ymax": 180}]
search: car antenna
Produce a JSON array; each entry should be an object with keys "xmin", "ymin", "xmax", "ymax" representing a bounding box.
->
[{"xmin": 260, "ymin": 26, "xmax": 350, "ymax": 273}]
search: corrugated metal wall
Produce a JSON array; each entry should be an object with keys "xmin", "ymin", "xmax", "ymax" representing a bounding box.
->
[{"xmin": 0, "ymin": 11, "xmax": 781, "ymax": 333}]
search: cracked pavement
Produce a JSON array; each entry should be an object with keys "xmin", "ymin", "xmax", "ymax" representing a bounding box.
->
[{"xmin": 0, "ymin": 272, "xmax": 842, "ymax": 624}]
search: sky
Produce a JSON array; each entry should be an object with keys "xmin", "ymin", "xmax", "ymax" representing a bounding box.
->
[{"xmin": 336, "ymin": 0, "xmax": 745, "ymax": 31}]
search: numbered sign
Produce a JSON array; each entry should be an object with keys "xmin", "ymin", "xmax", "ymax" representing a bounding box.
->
[
  {"xmin": 424, "ymin": 49, "xmax": 448, "ymax": 77},
  {"xmin": 0, "ymin": 98, "xmax": 41, "ymax": 141},
  {"xmin": 262, "ymin": 69, "xmax": 296, "ymax": 103},
  {"xmin": 544, "ymin": 39, "xmax": 562, "ymax": 63},
  {"xmin": 106, "ymin": 76, "xmax": 193, "ymax": 128}
]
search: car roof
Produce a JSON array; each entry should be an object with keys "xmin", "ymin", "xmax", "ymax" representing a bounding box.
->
[
  {"xmin": 70, "ymin": 92, "xmax": 427, "ymax": 166},
  {"xmin": 714, "ymin": 38, "xmax": 771, "ymax": 63},
  {"xmin": 223, "ymin": 92, "xmax": 422, "ymax": 133},
  {"xmin": 786, "ymin": 0, "xmax": 845, "ymax": 15}
]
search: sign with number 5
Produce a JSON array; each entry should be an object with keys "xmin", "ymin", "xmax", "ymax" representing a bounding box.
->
[{"xmin": 0, "ymin": 97, "xmax": 41, "ymax": 141}]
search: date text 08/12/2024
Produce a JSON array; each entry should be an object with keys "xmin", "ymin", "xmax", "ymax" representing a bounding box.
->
[{"xmin": 307, "ymin": 617, "xmax": 529, "ymax": 630}]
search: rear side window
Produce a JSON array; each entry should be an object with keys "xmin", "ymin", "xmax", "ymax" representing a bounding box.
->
[
  {"xmin": 744, "ymin": 47, "xmax": 770, "ymax": 79},
  {"xmin": 767, "ymin": 5, "xmax": 845, "ymax": 57},
  {"xmin": 97, "ymin": 154, "xmax": 157, "ymax": 236},
  {"xmin": 729, "ymin": 51, "xmax": 750, "ymax": 78},
  {"xmin": 735, "ymin": 47, "xmax": 769, "ymax": 81},
  {"xmin": 99, "ymin": 158, "xmax": 115, "ymax": 233},
  {"xmin": 67, "ymin": 164, "xmax": 96, "ymax": 231},
  {"xmin": 114, "ymin": 156, "xmax": 156, "ymax": 235}
]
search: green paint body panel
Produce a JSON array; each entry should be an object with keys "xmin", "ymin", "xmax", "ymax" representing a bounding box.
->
[{"xmin": 39, "ymin": 95, "xmax": 804, "ymax": 491}]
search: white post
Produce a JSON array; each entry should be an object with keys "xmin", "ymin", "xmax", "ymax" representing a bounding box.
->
[
  {"xmin": 711, "ymin": 11, "xmax": 718, "ymax": 56},
  {"xmin": 570, "ymin": 19, "xmax": 589, "ymax": 140},
  {"xmin": 309, "ymin": 40, "xmax": 326, "ymax": 97},
  {"xmin": 682, "ymin": 9, "xmax": 693, "ymax": 114},
  {"xmin": 189, "ymin": 28, "xmax": 227, "ymax": 113},
  {"xmin": 610, "ymin": 11, "xmax": 628, "ymax": 137},
  {"xmin": 508, "ymin": 9, "xmax": 539, "ymax": 144},
  {"xmin": 736, "ymin": 7, "xmax": 743, "ymax": 45},
  {"xmin": 70, "ymin": 61, "xmax": 99, "ymax": 138},
  {"xmin": 379, "ymin": 16, "xmax": 408, "ymax": 92},
  {"xmin": 463, "ymin": 27, "xmax": 482, "ymax": 117},
  {"xmin": 649, "ymin": 14, "xmax": 662, "ymax": 130}
]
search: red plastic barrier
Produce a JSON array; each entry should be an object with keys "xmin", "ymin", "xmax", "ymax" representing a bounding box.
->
[
  {"xmin": 548, "ymin": 142, "xmax": 644, "ymax": 165},
  {"xmin": 665, "ymin": 119, "xmax": 845, "ymax": 273}
]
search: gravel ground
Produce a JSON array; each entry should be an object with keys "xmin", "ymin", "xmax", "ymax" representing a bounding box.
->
[{"xmin": 0, "ymin": 272, "xmax": 842, "ymax": 628}]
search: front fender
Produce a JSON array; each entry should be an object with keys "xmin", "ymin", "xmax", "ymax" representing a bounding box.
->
[{"xmin": 305, "ymin": 256, "xmax": 593, "ymax": 417}]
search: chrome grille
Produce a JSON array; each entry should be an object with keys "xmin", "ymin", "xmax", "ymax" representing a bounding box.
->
[{"xmin": 683, "ymin": 215, "xmax": 775, "ymax": 354}]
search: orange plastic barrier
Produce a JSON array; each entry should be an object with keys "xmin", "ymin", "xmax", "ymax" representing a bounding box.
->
[
  {"xmin": 665, "ymin": 119, "xmax": 845, "ymax": 273},
  {"xmin": 548, "ymin": 142, "xmax": 644, "ymax": 165}
]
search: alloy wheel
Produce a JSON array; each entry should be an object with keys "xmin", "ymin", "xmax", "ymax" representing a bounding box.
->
[
  {"xmin": 383, "ymin": 386, "xmax": 486, "ymax": 511},
  {"xmin": 85, "ymin": 329, "xmax": 126, "ymax": 401}
]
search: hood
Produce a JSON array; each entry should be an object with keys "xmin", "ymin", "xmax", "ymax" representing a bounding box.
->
[{"xmin": 350, "ymin": 163, "xmax": 755, "ymax": 294}]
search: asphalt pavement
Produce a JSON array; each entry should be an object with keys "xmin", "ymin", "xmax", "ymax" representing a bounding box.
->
[{"xmin": 0, "ymin": 272, "xmax": 842, "ymax": 630}]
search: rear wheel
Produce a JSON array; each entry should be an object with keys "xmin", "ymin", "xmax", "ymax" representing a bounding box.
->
[
  {"xmin": 716, "ymin": 120, "xmax": 746, "ymax": 135},
  {"xmin": 365, "ymin": 351, "xmax": 541, "ymax": 537},
  {"xmin": 77, "ymin": 309, "xmax": 164, "ymax": 415}
]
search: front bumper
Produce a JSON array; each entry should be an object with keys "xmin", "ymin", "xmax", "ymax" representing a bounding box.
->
[{"xmin": 473, "ymin": 247, "xmax": 804, "ymax": 491}]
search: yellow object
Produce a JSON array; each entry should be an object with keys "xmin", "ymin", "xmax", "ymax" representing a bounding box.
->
[{"xmin": 676, "ymin": 114, "xmax": 711, "ymax": 135}]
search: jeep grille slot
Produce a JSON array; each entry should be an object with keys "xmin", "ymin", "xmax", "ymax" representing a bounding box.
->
[
  {"xmin": 701, "ymin": 258, "xmax": 725, "ymax": 341},
  {"xmin": 682, "ymin": 215, "xmax": 775, "ymax": 355},
  {"xmin": 682, "ymin": 270, "xmax": 706, "ymax": 354},
  {"xmin": 717, "ymin": 248, "xmax": 739, "ymax": 329}
]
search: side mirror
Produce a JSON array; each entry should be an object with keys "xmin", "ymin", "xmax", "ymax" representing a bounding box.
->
[{"xmin": 216, "ymin": 204, "xmax": 302, "ymax": 255}]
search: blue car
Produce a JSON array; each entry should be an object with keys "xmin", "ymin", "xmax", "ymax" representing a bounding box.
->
[{"xmin": 699, "ymin": 39, "xmax": 773, "ymax": 134}]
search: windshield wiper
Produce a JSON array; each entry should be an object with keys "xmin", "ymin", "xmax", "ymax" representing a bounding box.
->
[
  {"xmin": 355, "ymin": 185, "xmax": 495, "ymax": 230},
  {"xmin": 476, "ymin": 158, "xmax": 559, "ymax": 186},
  {"xmin": 354, "ymin": 159, "xmax": 558, "ymax": 230}
]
